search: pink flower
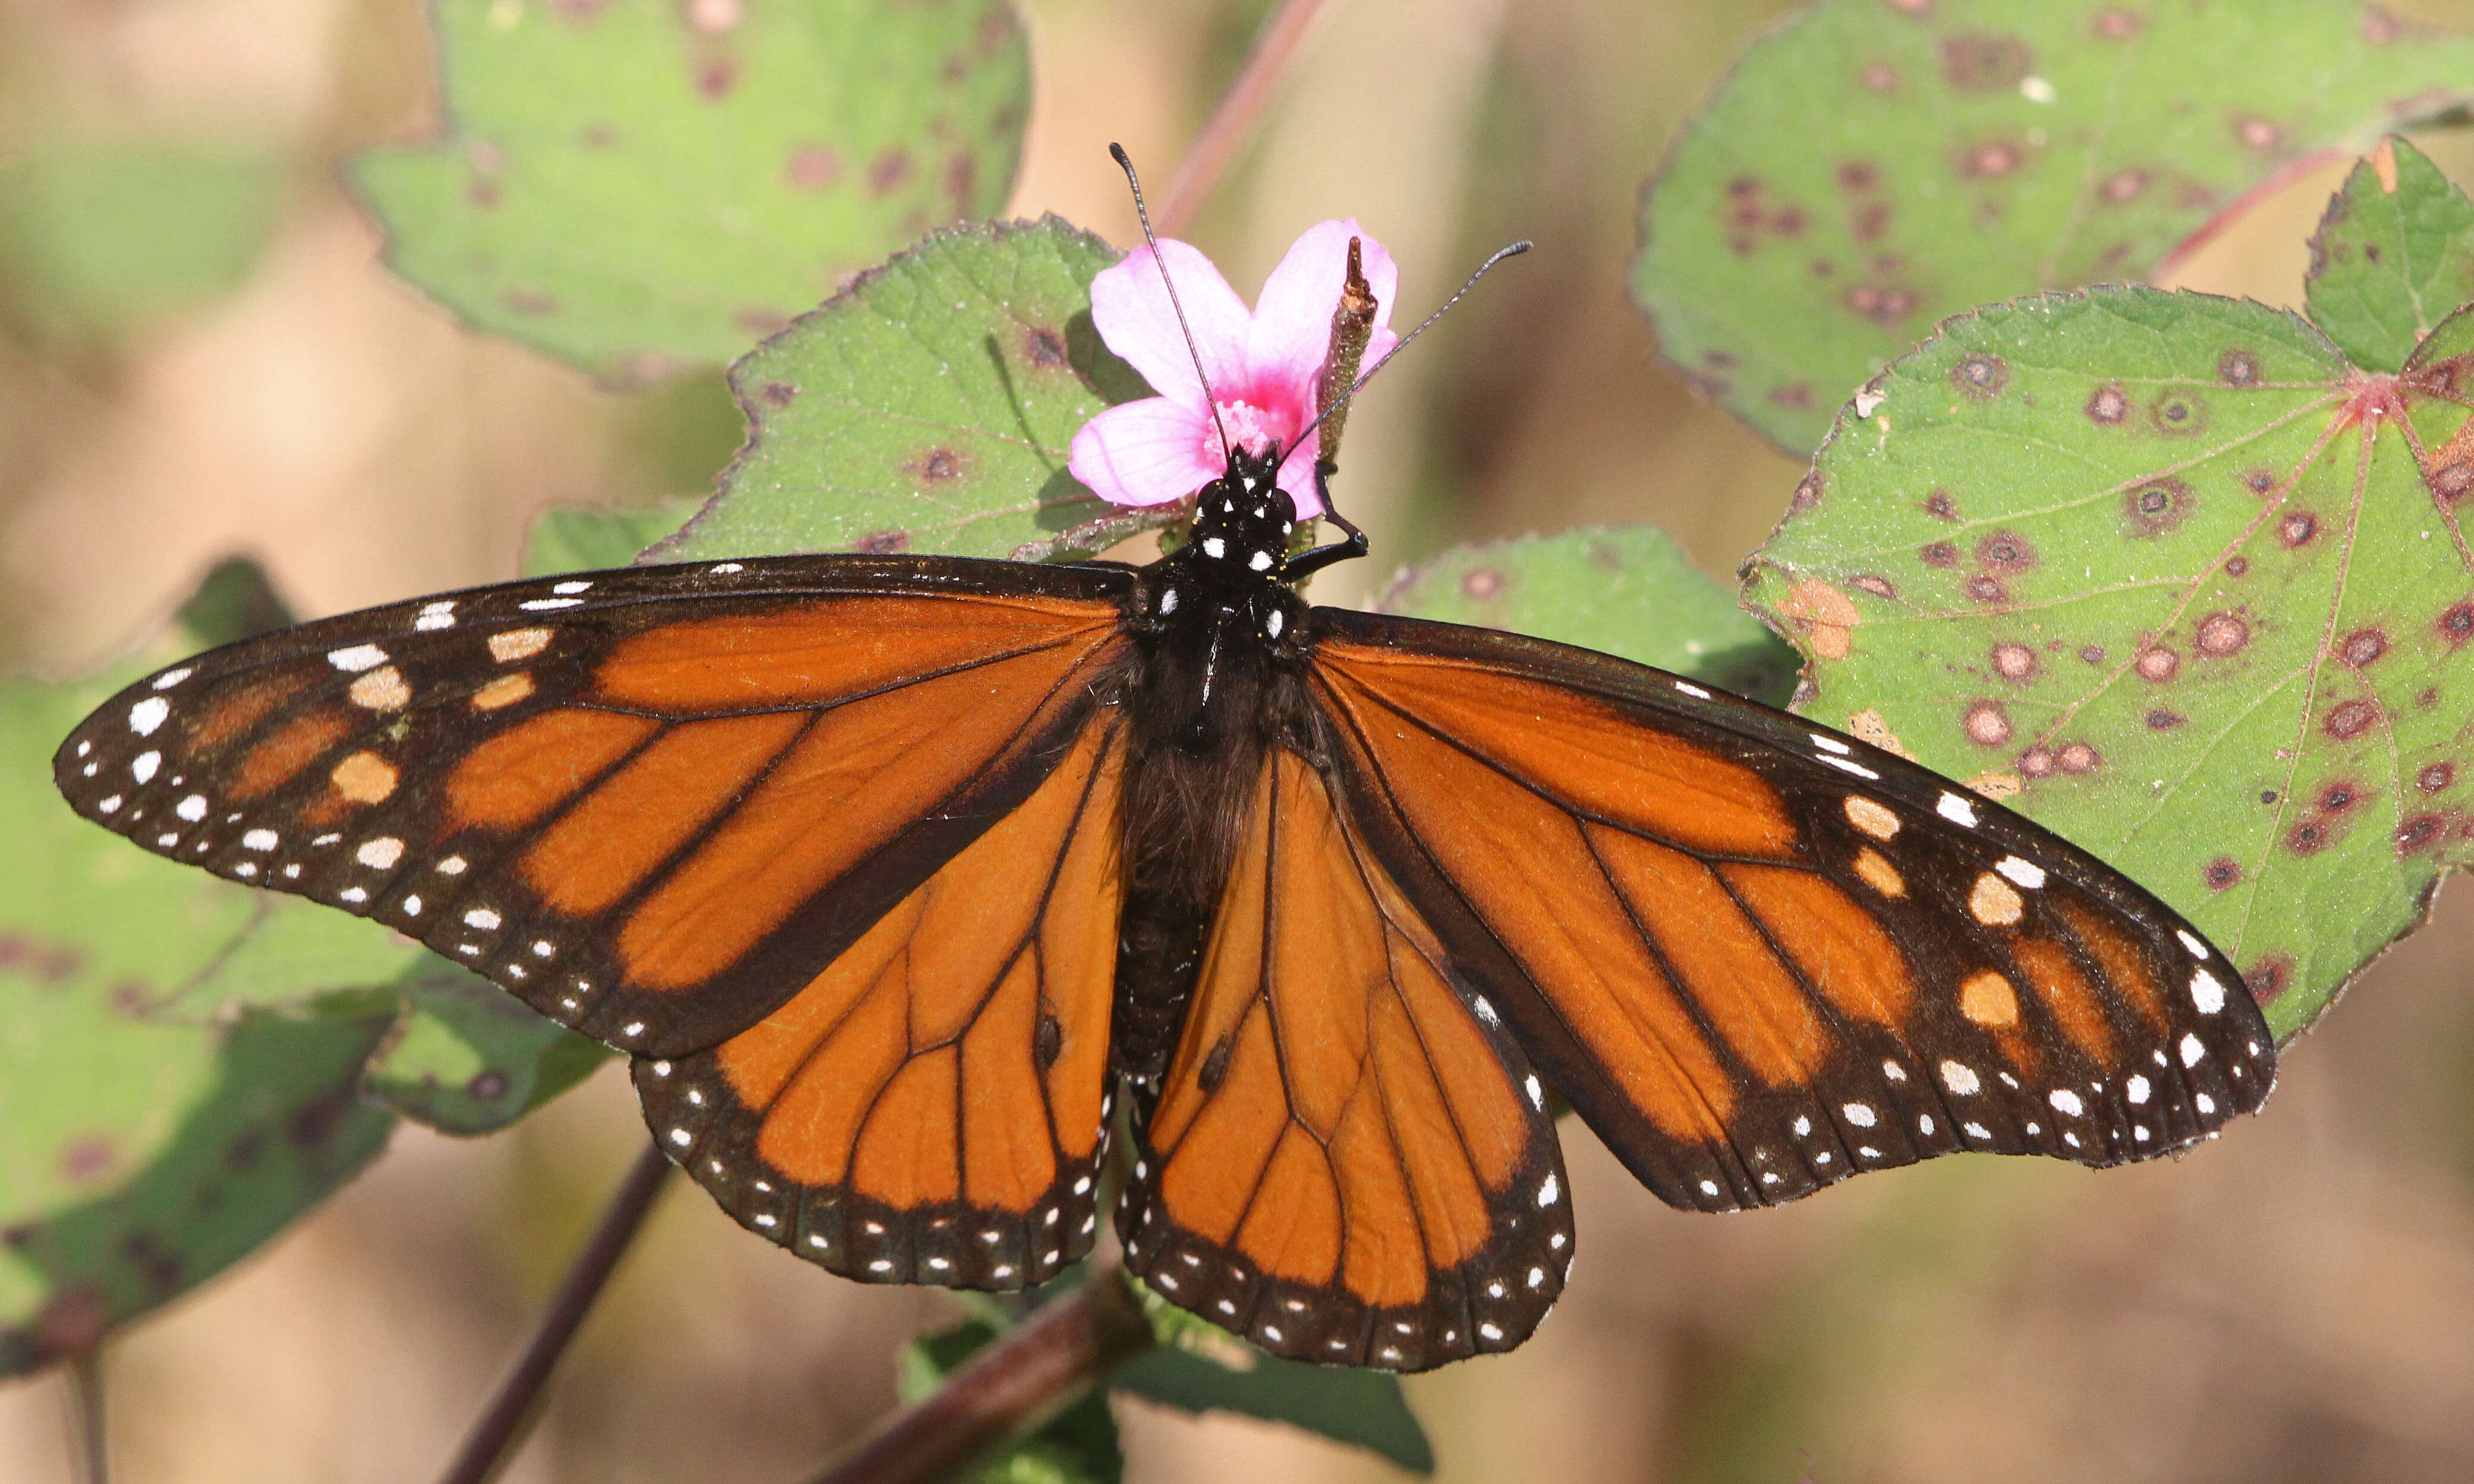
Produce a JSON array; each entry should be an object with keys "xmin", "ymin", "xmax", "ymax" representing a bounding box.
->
[{"xmin": 1068, "ymin": 220, "xmax": 1398, "ymax": 519}]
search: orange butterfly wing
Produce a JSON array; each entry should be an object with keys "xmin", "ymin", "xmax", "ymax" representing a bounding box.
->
[
  {"xmin": 52, "ymin": 558, "xmax": 1135, "ymax": 1057},
  {"xmin": 635, "ymin": 716, "xmax": 1126, "ymax": 1289},
  {"xmin": 1304, "ymin": 610, "xmax": 2275, "ymax": 1213},
  {"xmin": 1118, "ymin": 746, "xmax": 1567, "ymax": 1371}
]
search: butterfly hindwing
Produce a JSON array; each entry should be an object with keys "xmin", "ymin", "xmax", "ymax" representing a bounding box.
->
[
  {"xmin": 634, "ymin": 714, "xmax": 1127, "ymax": 1290},
  {"xmin": 52, "ymin": 556, "xmax": 1136, "ymax": 1056},
  {"xmin": 1304, "ymin": 609, "xmax": 2276, "ymax": 1214},
  {"xmin": 1117, "ymin": 746, "xmax": 1568, "ymax": 1371}
]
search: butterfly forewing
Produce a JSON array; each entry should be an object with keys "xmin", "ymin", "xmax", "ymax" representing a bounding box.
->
[
  {"xmin": 635, "ymin": 714, "xmax": 1127, "ymax": 1290},
  {"xmin": 1303, "ymin": 609, "xmax": 2275, "ymax": 1214},
  {"xmin": 52, "ymin": 557, "xmax": 1137, "ymax": 1056},
  {"xmin": 1117, "ymin": 747, "xmax": 1568, "ymax": 1371}
]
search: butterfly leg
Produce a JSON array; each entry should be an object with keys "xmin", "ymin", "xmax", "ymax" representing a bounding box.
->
[{"xmin": 1279, "ymin": 461, "xmax": 1369, "ymax": 582}]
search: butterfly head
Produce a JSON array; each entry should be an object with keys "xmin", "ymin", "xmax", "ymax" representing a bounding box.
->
[{"xmin": 1184, "ymin": 443, "xmax": 1297, "ymax": 583}]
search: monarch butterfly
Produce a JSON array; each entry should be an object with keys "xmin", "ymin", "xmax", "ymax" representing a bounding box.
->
[{"xmin": 51, "ymin": 220, "xmax": 2273, "ymax": 1379}]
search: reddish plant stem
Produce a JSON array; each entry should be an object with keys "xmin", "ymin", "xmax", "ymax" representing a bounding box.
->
[
  {"xmin": 66, "ymin": 1346, "xmax": 107, "ymax": 1484},
  {"xmin": 1155, "ymin": 0, "xmax": 1331, "ymax": 238},
  {"xmin": 435, "ymin": 1140, "xmax": 675, "ymax": 1484},
  {"xmin": 805, "ymin": 1267, "xmax": 1158, "ymax": 1484}
]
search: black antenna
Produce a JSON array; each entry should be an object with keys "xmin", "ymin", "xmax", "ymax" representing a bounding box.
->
[
  {"xmin": 1111, "ymin": 143, "xmax": 1232, "ymax": 460},
  {"xmin": 1285, "ymin": 238, "xmax": 1531, "ymax": 463}
]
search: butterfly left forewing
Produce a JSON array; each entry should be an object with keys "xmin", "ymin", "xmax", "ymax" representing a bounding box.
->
[
  {"xmin": 1118, "ymin": 746, "xmax": 1567, "ymax": 1372},
  {"xmin": 1304, "ymin": 608, "xmax": 2274, "ymax": 1215},
  {"xmin": 634, "ymin": 714, "xmax": 1127, "ymax": 1290},
  {"xmin": 53, "ymin": 556, "xmax": 1136, "ymax": 1056}
]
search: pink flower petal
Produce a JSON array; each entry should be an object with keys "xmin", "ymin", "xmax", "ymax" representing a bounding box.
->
[
  {"xmin": 1271, "ymin": 438, "xmax": 1326, "ymax": 519},
  {"xmin": 1089, "ymin": 241, "xmax": 1252, "ymax": 403},
  {"xmin": 1069, "ymin": 396, "xmax": 1222, "ymax": 508},
  {"xmin": 1248, "ymin": 219, "xmax": 1398, "ymax": 385}
]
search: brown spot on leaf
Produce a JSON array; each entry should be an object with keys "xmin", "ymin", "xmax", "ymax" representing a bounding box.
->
[
  {"xmin": 2286, "ymin": 818, "xmax": 2330, "ymax": 853},
  {"xmin": 1966, "ymin": 575, "xmax": 2009, "ymax": 604},
  {"xmin": 466, "ymin": 178, "xmax": 501, "ymax": 209},
  {"xmin": 2279, "ymin": 511, "xmax": 2318, "ymax": 547},
  {"xmin": 2101, "ymin": 169, "xmax": 2150, "ymax": 204},
  {"xmin": 944, "ymin": 152, "xmax": 977, "ymax": 208},
  {"xmin": 2246, "ymin": 955, "xmax": 2292, "ymax": 1003},
  {"xmin": 2125, "ymin": 477, "xmax": 2195, "ymax": 536},
  {"xmin": 581, "ymin": 121, "xmax": 617, "ymax": 148},
  {"xmin": 1950, "ymin": 353, "xmax": 2008, "ymax": 398},
  {"xmin": 1851, "ymin": 574, "xmax": 1896, "ymax": 599},
  {"xmin": 1992, "ymin": 643, "xmax": 2036, "ymax": 679},
  {"xmin": 1941, "ymin": 33, "xmax": 2033, "ymax": 90},
  {"xmin": 1025, "ymin": 327, "xmax": 1067, "ymax": 368},
  {"xmin": 2242, "ymin": 469, "xmax": 2279, "ymax": 497},
  {"xmin": 1781, "ymin": 580, "xmax": 1860, "ymax": 659},
  {"xmin": 910, "ymin": 447, "xmax": 967, "ymax": 483},
  {"xmin": 2093, "ymin": 8, "xmax": 2144, "ymax": 38},
  {"xmin": 2148, "ymin": 391, "xmax": 2207, "ymax": 435},
  {"xmin": 501, "ymin": 288, "xmax": 557, "ymax": 317},
  {"xmin": 2204, "ymin": 856, "xmax": 2242, "ymax": 891},
  {"xmin": 1851, "ymin": 201, "xmax": 1892, "ymax": 242},
  {"xmin": 2397, "ymin": 813, "xmax": 2447, "ymax": 855},
  {"xmin": 1838, "ymin": 161, "xmax": 1880, "ymax": 191},
  {"xmin": 1963, "ymin": 701, "xmax": 2012, "ymax": 745},
  {"xmin": 60, "ymin": 1136, "xmax": 116, "ymax": 1182},
  {"xmin": 856, "ymin": 530, "xmax": 912, "ymax": 555},
  {"xmin": 2135, "ymin": 646, "xmax": 2180, "ymax": 682},
  {"xmin": 2217, "ymin": 350, "xmax": 2261, "ymax": 386},
  {"xmin": 2195, "ymin": 612, "xmax": 2250, "ymax": 656},
  {"xmin": 759, "ymin": 381, "xmax": 796, "ymax": 407},
  {"xmin": 696, "ymin": 56, "xmax": 738, "ymax": 100},
  {"xmin": 1846, "ymin": 284, "xmax": 1917, "ymax": 321},
  {"xmin": 1790, "ymin": 472, "xmax": 1824, "ymax": 512},
  {"xmin": 2079, "ymin": 644, "xmax": 2105, "ymax": 664},
  {"xmin": 1923, "ymin": 488, "xmax": 1959, "ymax": 521},
  {"xmin": 2419, "ymin": 761, "xmax": 2455, "ymax": 793},
  {"xmin": 2431, "ymin": 460, "xmax": 2474, "ymax": 502},
  {"xmin": 2339, "ymin": 628, "xmax": 2388, "ymax": 668},
  {"xmin": 1920, "ymin": 541, "xmax": 1958, "ymax": 567},
  {"xmin": 1769, "ymin": 383, "xmax": 1814, "ymax": 410},
  {"xmin": 869, "ymin": 149, "xmax": 914, "ymax": 196},
  {"xmin": 2085, "ymin": 383, "xmax": 2129, "ymax": 424},
  {"xmin": 2227, "ymin": 557, "xmax": 2250, "ymax": 577},
  {"xmin": 784, "ymin": 143, "xmax": 841, "ymax": 189},
  {"xmin": 2323, "ymin": 697, "xmax": 2380, "ymax": 740},
  {"xmin": 466, "ymin": 1070, "xmax": 510, "ymax": 1102},
  {"xmin": 2056, "ymin": 742, "xmax": 2100, "ymax": 774},
  {"xmin": 1958, "ymin": 139, "xmax": 2024, "ymax": 178},
  {"xmin": 1860, "ymin": 61, "xmax": 1898, "ymax": 93},
  {"xmin": 2146, "ymin": 709, "xmax": 2184, "ymax": 730},
  {"xmin": 2019, "ymin": 745, "xmax": 2055, "ymax": 777},
  {"xmin": 1976, "ymin": 531, "xmax": 2036, "ymax": 572},
  {"xmin": 734, "ymin": 307, "xmax": 791, "ymax": 337},
  {"xmin": 33, "ymin": 1288, "xmax": 108, "ymax": 1363},
  {"xmin": 2439, "ymin": 600, "xmax": 2474, "ymax": 646},
  {"xmin": 2318, "ymin": 781, "xmax": 2363, "ymax": 814},
  {"xmin": 1462, "ymin": 568, "xmax": 1504, "ymax": 600},
  {"xmin": 2232, "ymin": 115, "xmax": 2281, "ymax": 150}
]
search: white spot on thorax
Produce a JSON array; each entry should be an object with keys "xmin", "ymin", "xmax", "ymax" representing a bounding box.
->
[
  {"xmin": 1265, "ymin": 609, "xmax": 1284, "ymax": 638},
  {"xmin": 1159, "ymin": 587, "xmax": 1180, "ymax": 614},
  {"xmin": 1247, "ymin": 549, "xmax": 1274, "ymax": 571},
  {"xmin": 1202, "ymin": 537, "xmax": 1227, "ymax": 559}
]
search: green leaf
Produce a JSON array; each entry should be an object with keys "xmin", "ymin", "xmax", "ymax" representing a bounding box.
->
[
  {"xmin": 1, "ymin": 571, "xmax": 424, "ymax": 1374},
  {"xmin": 661, "ymin": 218, "xmax": 1165, "ymax": 564},
  {"xmin": 521, "ymin": 498, "xmax": 703, "ymax": 578},
  {"xmin": 1635, "ymin": 0, "xmax": 2474, "ymax": 451},
  {"xmin": 1116, "ymin": 1280, "xmax": 1433, "ymax": 1473},
  {"xmin": 1376, "ymin": 526, "xmax": 1801, "ymax": 707},
  {"xmin": 899, "ymin": 1318, "xmax": 1125, "ymax": 1484},
  {"xmin": 172, "ymin": 556, "xmax": 298, "ymax": 647},
  {"xmin": 365, "ymin": 958, "xmax": 609, "ymax": 1136},
  {"xmin": 0, "ymin": 138, "xmax": 284, "ymax": 343},
  {"xmin": 2306, "ymin": 136, "xmax": 2474, "ymax": 372},
  {"xmin": 0, "ymin": 992, "xmax": 399, "ymax": 1377},
  {"xmin": 1744, "ymin": 280, "xmax": 2474, "ymax": 1040},
  {"xmin": 353, "ymin": 0, "xmax": 1030, "ymax": 379}
]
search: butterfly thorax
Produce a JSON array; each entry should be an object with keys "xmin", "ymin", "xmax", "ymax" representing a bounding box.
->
[{"xmin": 1111, "ymin": 447, "xmax": 1315, "ymax": 1086}]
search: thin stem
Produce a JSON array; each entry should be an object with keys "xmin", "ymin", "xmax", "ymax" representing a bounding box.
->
[
  {"xmin": 1155, "ymin": 0, "xmax": 1331, "ymax": 238},
  {"xmin": 66, "ymin": 1346, "xmax": 106, "ymax": 1484},
  {"xmin": 805, "ymin": 1266, "xmax": 1158, "ymax": 1484},
  {"xmin": 435, "ymin": 1140, "xmax": 675, "ymax": 1484}
]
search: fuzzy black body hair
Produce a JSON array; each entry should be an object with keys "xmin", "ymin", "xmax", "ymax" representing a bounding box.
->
[{"xmin": 1106, "ymin": 449, "xmax": 1317, "ymax": 1088}]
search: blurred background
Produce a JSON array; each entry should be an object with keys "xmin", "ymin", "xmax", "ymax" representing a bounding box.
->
[{"xmin": 5, "ymin": 0, "xmax": 2474, "ymax": 1479}]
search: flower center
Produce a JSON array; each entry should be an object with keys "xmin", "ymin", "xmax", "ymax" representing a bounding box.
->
[{"xmin": 1204, "ymin": 398, "xmax": 1297, "ymax": 466}]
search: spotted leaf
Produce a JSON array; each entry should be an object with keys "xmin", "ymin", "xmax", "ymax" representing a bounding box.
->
[
  {"xmin": 2306, "ymin": 136, "xmax": 2474, "ymax": 374},
  {"xmin": 661, "ymin": 218, "xmax": 1167, "ymax": 564},
  {"xmin": 1748, "ymin": 260, "xmax": 2474, "ymax": 1039},
  {"xmin": 352, "ymin": 0, "xmax": 1029, "ymax": 379},
  {"xmin": 1376, "ymin": 525, "xmax": 1801, "ymax": 707},
  {"xmin": 1637, "ymin": 0, "xmax": 2474, "ymax": 451}
]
